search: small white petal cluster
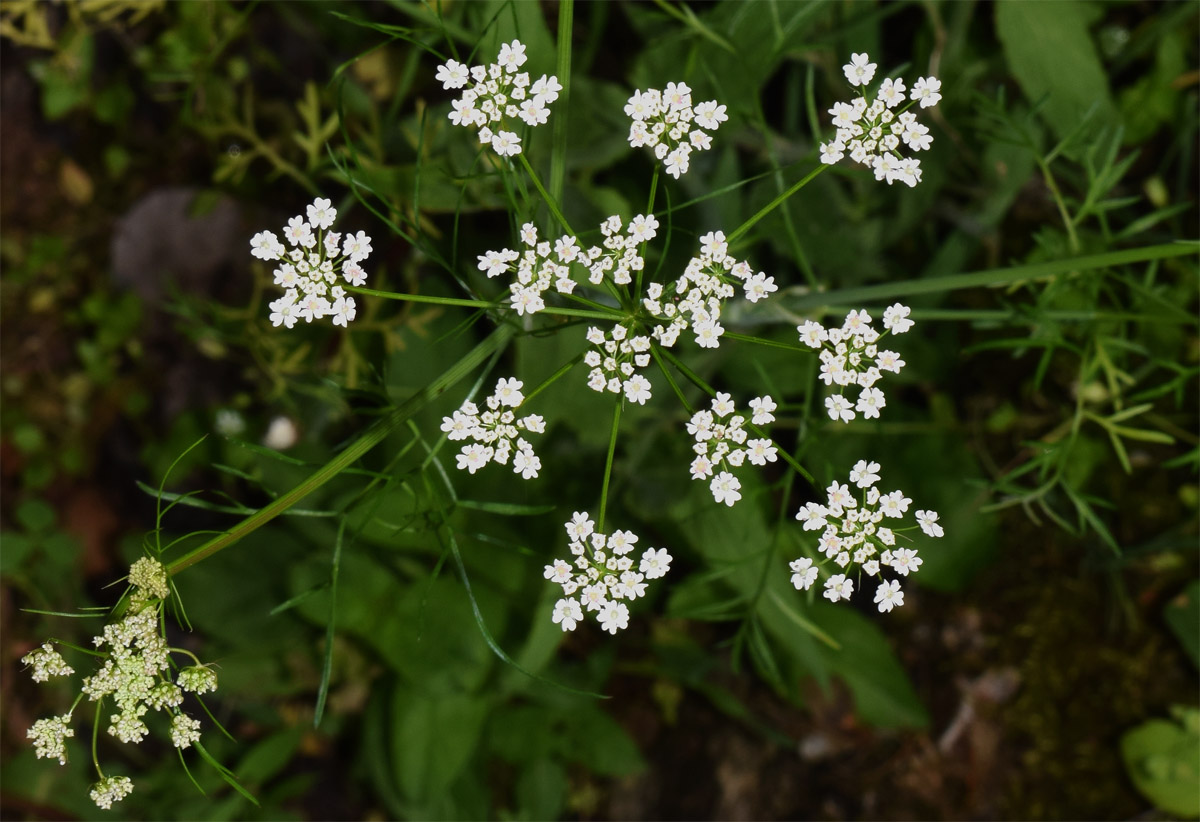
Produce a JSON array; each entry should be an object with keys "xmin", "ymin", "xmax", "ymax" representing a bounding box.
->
[
  {"xmin": 128, "ymin": 556, "xmax": 170, "ymax": 600},
  {"xmin": 442, "ymin": 378, "xmax": 546, "ymax": 479},
  {"xmin": 27, "ymin": 714, "xmax": 74, "ymax": 764},
  {"xmin": 177, "ymin": 665, "xmax": 219, "ymax": 695},
  {"xmin": 545, "ymin": 513, "xmax": 673, "ymax": 634},
  {"xmin": 478, "ymin": 214, "xmax": 660, "ymax": 319},
  {"xmin": 170, "ymin": 713, "xmax": 202, "ymax": 750},
  {"xmin": 643, "ymin": 230, "xmax": 777, "ymax": 350},
  {"xmin": 250, "ymin": 197, "xmax": 372, "ymax": 328},
  {"xmin": 797, "ymin": 304, "xmax": 912, "ymax": 423},
  {"xmin": 89, "ymin": 775, "xmax": 134, "ymax": 810},
  {"xmin": 437, "ymin": 40, "xmax": 561, "ymax": 157},
  {"xmin": 820, "ymin": 52, "xmax": 941, "ymax": 187},
  {"xmin": 626, "ymin": 83, "xmax": 728, "ymax": 178},
  {"xmin": 687, "ymin": 393, "xmax": 778, "ymax": 506},
  {"xmin": 792, "ymin": 460, "xmax": 942, "ymax": 612},
  {"xmin": 584, "ymin": 324, "xmax": 654, "ymax": 403},
  {"xmin": 21, "ymin": 643, "xmax": 74, "ymax": 682}
]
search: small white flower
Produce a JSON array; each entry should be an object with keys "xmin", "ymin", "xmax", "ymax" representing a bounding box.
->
[
  {"xmin": 640, "ymin": 547, "xmax": 672, "ymax": 579},
  {"xmin": 436, "ymin": 59, "xmax": 470, "ymax": 89},
  {"xmin": 915, "ymin": 509, "xmax": 944, "ymax": 538},
  {"xmin": 597, "ymin": 600, "xmax": 630, "ymax": 634},
  {"xmin": 789, "ymin": 557, "xmax": 818, "ymax": 590},
  {"xmin": 874, "ymin": 579, "xmax": 904, "ymax": 612},
  {"xmin": 552, "ymin": 597, "xmax": 584, "ymax": 631},
  {"xmin": 491, "ymin": 130, "xmax": 522, "ymax": 156},
  {"xmin": 910, "ymin": 76, "xmax": 942, "ymax": 108},
  {"xmin": 306, "ymin": 198, "xmax": 336, "ymax": 230},
  {"xmin": 710, "ymin": 471, "xmax": 742, "ymax": 506},
  {"xmin": 843, "ymin": 53, "xmax": 877, "ymax": 87},
  {"xmin": 823, "ymin": 574, "xmax": 854, "ymax": 602},
  {"xmin": 849, "ymin": 460, "xmax": 881, "ymax": 488}
]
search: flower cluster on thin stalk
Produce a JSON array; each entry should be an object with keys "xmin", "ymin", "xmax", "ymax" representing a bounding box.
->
[
  {"xmin": 797, "ymin": 304, "xmax": 913, "ymax": 423},
  {"xmin": 791, "ymin": 461, "xmax": 943, "ymax": 612},
  {"xmin": 250, "ymin": 197, "xmax": 373, "ymax": 328},
  {"xmin": 819, "ymin": 53, "xmax": 941, "ymax": 187},
  {"xmin": 442, "ymin": 378, "xmax": 546, "ymax": 479},
  {"xmin": 626, "ymin": 83, "xmax": 728, "ymax": 178},
  {"xmin": 687, "ymin": 393, "xmax": 779, "ymax": 506},
  {"xmin": 644, "ymin": 230, "xmax": 778, "ymax": 350},
  {"xmin": 21, "ymin": 556, "xmax": 221, "ymax": 810},
  {"xmin": 436, "ymin": 39, "xmax": 562, "ymax": 157},
  {"xmin": 544, "ymin": 513, "xmax": 673, "ymax": 634}
]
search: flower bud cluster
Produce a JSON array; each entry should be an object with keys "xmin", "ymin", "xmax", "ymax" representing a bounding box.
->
[
  {"xmin": 250, "ymin": 197, "xmax": 373, "ymax": 328},
  {"xmin": 625, "ymin": 83, "xmax": 728, "ymax": 178},
  {"xmin": 791, "ymin": 460, "xmax": 942, "ymax": 612},
  {"xmin": 23, "ymin": 558, "xmax": 221, "ymax": 809},
  {"xmin": 27, "ymin": 715, "xmax": 74, "ymax": 764},
  {"xmin": 819, "ymin": 53, "xmax": 941, "ymax": 187},
  {"xmin": 442, "ymin": 378, "xmax": 546, "ymax": 479},
  {"xmin": 437, "ymin": 40, "xmax": 562, "ymax": 157},
  {"xmin": 584, "ymin": 324, "xmax": 654, "ymax": 404},
  {"xmin": 644, "ymin": 230, "xmax": 777, "ymax": 350},
  {"xmin": 21, "ymin": 643, "xmax": 74, "ymax": 682},
  {"xmin": 544, "ymin": 513, "xmax": 673, "ymax": 634},
  {"xmin": 90, "ymin": 776, "xmax": 134, "ymax": 810},
  {"xmin": 687, "ymin": 393, "xmax": 778, "ymax": 506},
  {"xmin": 797, "ymin": 304, "xmax": 912, "ymax": 423}
]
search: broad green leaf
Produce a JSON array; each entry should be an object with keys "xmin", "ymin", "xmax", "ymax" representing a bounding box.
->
[
  {"xmin": 390, "ymin": 686, "xmax": 490, "ymax": 804},
  {"xmin": 1164, "ymin": 580, "xmax": 1200, "ymax": 670},
  {"xmin": 1121, "ymin": 711, "xmax": 1200, "ymax": 818},
  {"xmin": 995, "ymin": 0, "xmax": 1119, "ymax": 142}
]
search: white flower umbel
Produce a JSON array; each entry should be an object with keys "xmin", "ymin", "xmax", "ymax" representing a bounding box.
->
[
  {"xmin": 797, "ymin": 303, "xmax": 912, "ymax": 424},
  {"xmin": 24, "ymin": 557, "xmax": 224, "ymax": 807},
  {"xmin": 819, "ymin": 52, "xmax": 940, "ymax": 187},
  {"xmin": 442, "ymin": 378, "xmax": 546, "ymax": 479},
  {"xmin": 250, "ymin": 197, "xmax": 373, "ymax": 328},
  {"xmin": 584, "ymin": 323, "xmax": 654, "ymax": 402},
  {"xmin": 626, "ymin": 83, "xmax": 728, "ymax": 179},
  {"xmin": 791, "ymin": 460, "xmax": 942, "ymax": 612},
  {"xmin": 544, "ymin": 513, "xmax": 672, "ymax": 634},
  {"xmin": 437, "ymin": 40, "xmax": 561, "ymax": 157},
  {"xmin": 21, "ymin": 643, "xmax": 74, "ymax": 682},
  {"xmin": 89, "ymin": 775, "xmax": 133, "ymax": 810},
  {"xmin": 644, "ymin": 230, "xmax": 777, "ymax": 350},
  {"xmin": 686, "ymin": 392, "xmax": 778, "ymax": 506},
  {"xmin": 27, "ymin": 714, "xmax": 74, "ymax": 764}
]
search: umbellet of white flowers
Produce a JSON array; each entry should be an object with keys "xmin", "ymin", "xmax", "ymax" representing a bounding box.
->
[
  {"xmin": 250, "ymin": 197, "xmax": 373, "ymax": 328},
  {"xmin": 544, "ymin": 512, "xmax": 673, "ymax": 634},
  {"xmin": 791, "ymin": 460, "xmax": 942, "ymax": 612},
  {"xmin": 643, "ymin": 230, "xmax": 777, "ymax": 351},
  {"xmin": 584, "ymin": 323, "xmax": 654, "ymax": 403},
  {"xmin": 21, "ymin": 556, "xmax": 222, "ymax": 810},
  {"xmin": 687, "ymin": 393, "xmax": 779, "ymax": 506},
  {"xmin": 441, "ymin": 378, "xmax": 546, "ymax": 479},
  {"xmin": 436, "ymin": 39, "xmax": 562, "ymax": 157},
  {"xmin": 819, "ymin": 52, "xmax": 941, "ymax": 187},
  {"xmin": 797, "ymin": 303, "xmax": 913, "ymax": 423},
  {"xmin": 626, "ymin": 83, "xmax": 728, "ymax": 178}
]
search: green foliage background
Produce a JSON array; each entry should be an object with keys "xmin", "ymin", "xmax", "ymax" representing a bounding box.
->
[{"xmin": 2, "ymin": 1, "xmax": 1196, "ymax": 819}]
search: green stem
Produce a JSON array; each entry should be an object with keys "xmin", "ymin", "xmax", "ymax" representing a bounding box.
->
[
  {"xmin": 519, "ymin": 153, "xmax": 574, "ymax": 236},
  {"xmin": 723, "ymin": 331, "xmax": 810, "ymax": 352},
  {"xmin": 728, "ymin": 164, "xmax": 827, "ymax": 244},
  {"xmin": 635, "ymin": 167, "xmax": 661, "ymax": 298},
  {"xmin": 165, "ymin": 325, "xmax": 515, "ymax": 576},
  {"xmin": 92, "ymin": 699, "xmax": 103, "ymax": 777},
  {"xmin": 550, "ymin": 0, "xmax": 573, "ymax": 204},
  {"xmin": 522, "ymin": 353, "xmax": 584, "ymax": 405},
  {"xmin": 596, "ymin": 399, "xmax": 623, "ymax": 532}
]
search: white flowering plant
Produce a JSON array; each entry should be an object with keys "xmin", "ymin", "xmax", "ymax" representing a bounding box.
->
[{"xmin": 15, "ymin": 4, "xmax": 1195, "ymax": 817}]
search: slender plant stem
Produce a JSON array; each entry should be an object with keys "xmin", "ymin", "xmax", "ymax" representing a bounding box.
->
[
  {"xmin": 550, "ymin": 0, "xmax": 573, "ymax": 204},
  {"xmin": 519, "ymin": 153, "xmax": 574, "ymax": 236},
  {"xmin": 723, "ymin": 331, "xmax": 811, "ymax": 352},
  {"xmin": 165, "ymin": 325, "xmax": 515, "ymax": 576},
  {"xmin": 635, "ymin": 167, "xmax": 661, "ymax": 297},
  {"xmin": 728, "ymin": 164, "xmax": 827, "ymax": 244},
  {"xmin": 522, "ymin": 353, "xmax": 584, "ymax": 405},
  {"xmin": 596, "ymin": 399, "xmax": 623, "ymax": 532}
]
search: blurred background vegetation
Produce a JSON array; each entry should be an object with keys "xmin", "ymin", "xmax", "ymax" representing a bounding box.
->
[{"xmin": 1, "ymin": 0, "xmax": 1197, "ymax": 819}]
